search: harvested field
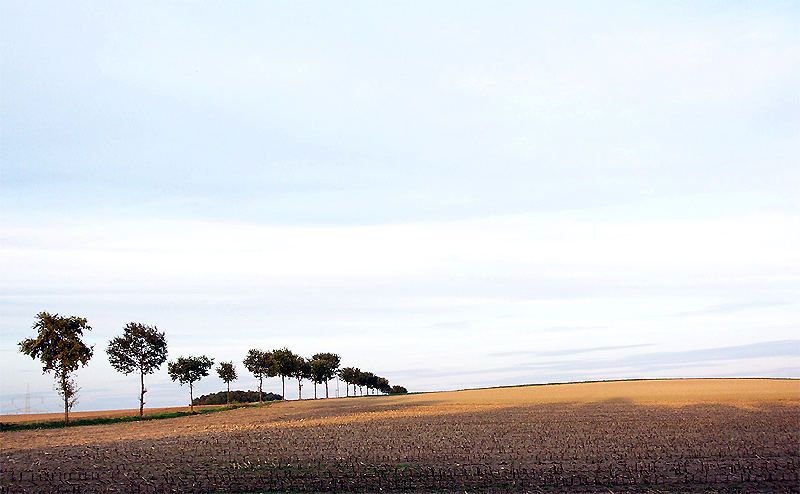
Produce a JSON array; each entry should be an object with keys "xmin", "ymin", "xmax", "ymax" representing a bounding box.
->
[{"xmin": 1, "ymin": 378, "xmax": 798, "ymax": 493}]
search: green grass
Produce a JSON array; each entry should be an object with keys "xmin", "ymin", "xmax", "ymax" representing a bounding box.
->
[{"xmin": 0, "ymin": 400, "xmax": 278, "ymax": 432}]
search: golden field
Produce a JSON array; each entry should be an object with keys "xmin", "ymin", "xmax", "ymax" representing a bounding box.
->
[{"xmin": 2, "ymin": 378, "xmax": 798, "ymax": 493}]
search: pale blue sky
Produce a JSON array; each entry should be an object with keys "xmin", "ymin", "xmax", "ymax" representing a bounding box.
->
[{"xmin": 2, "ymin": 2, "xmax": 799, "ymax": 413}]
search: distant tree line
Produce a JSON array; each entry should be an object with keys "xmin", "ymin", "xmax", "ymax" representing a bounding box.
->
[
  {"xmin": 242, "ymin": 348, "xmax": 405, "ymax": 402},
  {"xmin": 18, "ymin": 312, "xmax": 408, "ymax": 422},
  {"xmin": 192, "ymin": 390, "xmax": 282, "ymax": 406}
]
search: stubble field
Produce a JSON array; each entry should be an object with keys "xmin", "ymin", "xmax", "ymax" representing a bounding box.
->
[{"xmin": 1, "ymin": 378, "xmax": 798, "ymax": 493}]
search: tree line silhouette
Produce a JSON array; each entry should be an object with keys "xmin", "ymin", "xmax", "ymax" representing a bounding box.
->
[{"xmin": 18, "ymin": 312, "xmax": 407, "ymax": 423}]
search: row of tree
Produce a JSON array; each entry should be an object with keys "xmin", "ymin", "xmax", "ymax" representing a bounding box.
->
[
  {"xmin": 339, "ymin": 366, "xmax": 407, "ymax": 396},
  {"xmin": 18, "ymin": 312, "xmax": 406, "ymax": 423},
  {"xmin": 241, "ymin": 348, "xmax": 406, "ymax": 404}
]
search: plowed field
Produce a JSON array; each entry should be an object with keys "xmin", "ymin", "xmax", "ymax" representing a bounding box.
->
[{"xmin": 1, "ymin": 379, "xmax": 798, "ymax": 493}]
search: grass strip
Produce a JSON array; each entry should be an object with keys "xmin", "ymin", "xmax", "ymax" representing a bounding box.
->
[{"xmin": 1, "ymin": 401, "xmax": 277, "ymax": 432}]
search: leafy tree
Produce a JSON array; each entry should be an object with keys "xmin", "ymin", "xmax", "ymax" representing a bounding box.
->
[
  {"xmin": 370, "ymin": 373, "xmax": 380, "ymax": 394},
  {"xmin": 352, "ymin": 367, "xmax": 364, "ymax": 396},
  {"xmin": 18, "ymin": 312, "xmax": 94, "ymax": 423},
  {"xmin": 310, "ymin": 357, "xmax": 325, "ymax": 399},
  {"xmin": 324, "ymin": 354, "xmax": 341, "ymax": 398},
  {"xmin": 243, "ymin": 349, "xmax": 275, "ymax": 404},
  {"xmin": 389, "ymin": 385, "xmax": 407, "ymax": 394},
  {"xmin": 167, "ymin": 355, "xmax": 214, "ymax": 412},
  {"xmin": 337, "ymin": 367, "xmax": 349, "ymax": 397},
  {"xmin": 376, "ymin": 377, "xmax": 391, "ymax": 394},
  {"xmin": 358, "ymin": 370, "xmax": 374, "ymax": 395},
  {"xmin": 216, "ymin": 361, "xmax": 237, "ymax": 404},
  {"xmin": 311, "ymin": 352, "xmax": 340, "ymax": 399},
  {"xmin": 338, "ymin": 367, "xmax": 359, "ymax": 397},
  {"xmin": 291, "ymin": 355, "xmax": 312, "ymax": 400},
  {"xmin": 356, "ymin": 371, "xmax": 367, "ymax": 395},
  {"xmin": 106, "ymin": 322, "xmax": 168, "ymax": 416},
  {"xmin": 270, "ymin": 347, "xmax": 298, "ymax": 400}
]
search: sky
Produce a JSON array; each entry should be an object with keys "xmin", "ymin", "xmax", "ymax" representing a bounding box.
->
[{"xmin": 1, "ymin": 1, "xmax": 799, "ymax": 414}]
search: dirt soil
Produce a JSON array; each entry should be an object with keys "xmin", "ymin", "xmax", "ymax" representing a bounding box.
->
[{"xmin": 1, "ymin": 378, "xmax": 798, "ymax": 493}]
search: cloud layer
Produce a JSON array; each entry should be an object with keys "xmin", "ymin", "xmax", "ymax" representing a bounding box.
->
[{"xmin": 2, "ymin": 2, "xmax": 798, "ymax": 412}]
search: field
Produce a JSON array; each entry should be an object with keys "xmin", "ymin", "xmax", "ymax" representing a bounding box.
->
[
  {"xmin": 0, "ymin": 405, "xmax": 225, "ymax": 425},
  {"xmin": 1, "ymin": 378, "xmax": 798, "ymax": 493}
]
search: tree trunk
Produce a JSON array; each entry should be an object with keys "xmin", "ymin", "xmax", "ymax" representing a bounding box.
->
[
  {"xmin": 298, "ymin": 378, "xmax": 302, "ymax": 400},
  {"xmin": 189, "ymin": 382, "xmax": 194, "ymax": 413},
  {"xmin": 325, "ymin": 380, "xmax": 329, "ymax": 399},
  {"xmin": 227, "ymin": 381, "xmax": 231, "ymax": 405},
  {"xmin": 61, "ymin": 371, "xmax": 69, "ymax": 424},
  {"xmin": 139, "ymin": 370, "xmax": 145, "ymax": 417},
  {"xmin": 314, "ymin": 382, "xmax": 317, "ymax": 399},
  {"xmin": 281, "ymin": 375, "xmax": 285, "ymax": 400},
  {"xmin": 258, "ymin": 377, "xmax": 263, "ymax": 404}
]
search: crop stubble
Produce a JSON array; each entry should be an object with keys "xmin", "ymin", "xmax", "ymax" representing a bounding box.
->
[{"xmin": 1, "ymin": 379, "xmax": 798, "ymax": 493}]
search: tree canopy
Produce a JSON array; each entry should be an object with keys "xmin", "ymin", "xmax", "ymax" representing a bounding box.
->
[{"xmin": 217, "ymin": 361, "xmax": 237, "ymax": 383}]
